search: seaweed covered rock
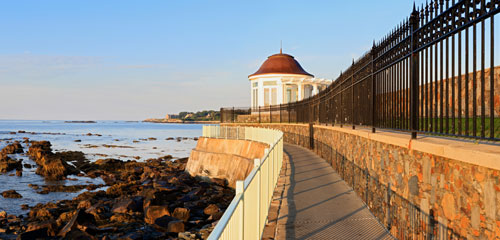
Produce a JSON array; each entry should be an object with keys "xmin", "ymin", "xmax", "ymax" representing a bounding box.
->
[
  {"xmin": 0, "ymin": 154, "xmax": 22, "ymax": 173},
  {"xmin": 0, "ymin": 141, "xmax": 23, "ymax": 155},
  {"xmin": 27, "ymin": 141, "xmax": 81, "ymax": 180}
]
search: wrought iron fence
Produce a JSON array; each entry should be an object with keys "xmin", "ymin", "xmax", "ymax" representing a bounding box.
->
[{"xmin": 222, "ymin": 0, "xmax": 500, "ymax": 141}]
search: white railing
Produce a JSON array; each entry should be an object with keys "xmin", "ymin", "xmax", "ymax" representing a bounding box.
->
[{"xmin": 203, "ymin": 125, "xmax": 284, "ymax": 240}]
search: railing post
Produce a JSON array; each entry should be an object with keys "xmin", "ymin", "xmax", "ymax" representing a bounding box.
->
[
  {"xmin": 352, "ymin": 59, "xmax": 355, "ymax": 130},
  {"xmin": 288, "ymin": 104, "xmax": 291, "ymax": 123},
  {"xmin": 220, "ymin": 107, "xmax": 224, "ymax": 123},
  {"xmin": 371, "ymin": 42, "xmax": 376, "ymax": 133},
  {"xmin": 259, "ymin": 106, "xmax": 261, "ymax": 124},
  {"xmin": 280, "ymin": 104, "xmax": 282, "ymax": 123},
  {"xmin": 254, "ymin": 158, "xmax": 261, "ymax": 238},
  {"xmin": 269, "ymin": 106, "xmax": 272, "ymax": 123},
  {"xmin": 232, "ymin": 107, "xmax": 235, "ymax": 123},
  {"xmin": 410, "ymin": 4, "xmax": 420, "ymax": 139},
  {"xmin": 236, "ymin": 180, "xmax": 244, "ymax": 240}
]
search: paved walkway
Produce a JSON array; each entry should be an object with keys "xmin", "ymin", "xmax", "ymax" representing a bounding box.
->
[{"xmin": 274, "ymin": 143, "xmax": 393, "ymax": 240}]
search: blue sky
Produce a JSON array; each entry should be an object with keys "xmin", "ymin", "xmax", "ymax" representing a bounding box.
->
[{"xmin": 0, "ymin": 0, "xmax": 425, "ymax": 120}]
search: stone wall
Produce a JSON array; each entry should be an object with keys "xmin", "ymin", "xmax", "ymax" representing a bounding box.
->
[
  {"xmin": 186, "ymin": 137, "xmax": 268, "ymax": 188},
  {"xmin": 223, "ymin": 123, "xmax": 500, "ymax": 239}
]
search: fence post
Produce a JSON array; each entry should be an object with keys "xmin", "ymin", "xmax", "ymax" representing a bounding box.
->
[
  {"xmin": 288, "ymin": 104, "xmax": 291, "ymax": 123},
  {"xmin": 259, "ymin": 106, "xmax": 261, "ymax": 124},
  {"xmin": 352, "ymin": 59, "xmax": 355, "ymax": 130},
  {"xmin": 409, "ymin": 4, "xmax": 420, "ymax": 139},
  {"xmin": 280, "ymin": 104, "xmax": 282, "ymax": 123},
  {"xmin": 371, "ymin": 42, "xmax": 376, "ymax": 133},
  {"xmin": 236, "ymin": 180, "xmax": 244, "ymax": 240},
  {"xmin": 254, "ymin": 158, "xmax": 261, "ymax": 238},
  {"xmin": 269, "ymin": 105, "xmax": 272, "ymax": 123},
  {"xmin": 232, "ymin": 107, "xmax": 235, "ymax": 123},
  {"xmin": 220, "ymin": 108, "xmax": 224, "ymax": 123},
  {"xmin": 309, "ymin": 123, "xmax": 314, "ymax": 149}
]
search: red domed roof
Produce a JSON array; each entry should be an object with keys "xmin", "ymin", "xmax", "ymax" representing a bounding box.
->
[{"xmin": 249, "ymin": 52, "xmax": 313, "ymax": 78}]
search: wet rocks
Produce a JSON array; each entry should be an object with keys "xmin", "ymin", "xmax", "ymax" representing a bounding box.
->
[
  {"xmin": 0, "ymin": 155, "xmax": 22, "ymax": 173},
  {"xmin": 4, "ymin": 149, "xmax": 234, "ymax": 239},
  {"xmin": 0, "ymin": 142, "xmax": 23, "ymax": 155},
  {"xmin": 35, "ymin": 155, "xmax": 79, "ymax": 180},
  {"xmin": 172, "ymin": 207, "xmax": 190, "ymax": 222},
  {"xmin": 27, "ymin": 141, "xmax": 81, "ymax": 180},
  {"xmin": 144, "ymin": 206, "xmax": 170, "ymax": 224},
  {"xmin": 1, "ymin": 190, "xmax": 22, "ymax": 198},
  {"xmin": 57, "ymin": 209, "xmax": 96, "ymax": 237}
]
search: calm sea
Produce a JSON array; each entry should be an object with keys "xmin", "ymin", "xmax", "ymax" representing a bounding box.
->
[{"xmin": 0, "ymin": 120, "xmax": 205, "ymax": 215}]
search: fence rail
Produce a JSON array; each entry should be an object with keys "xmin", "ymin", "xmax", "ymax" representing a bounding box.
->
[
  {"xmin": 204, "ymin": 126, "xmax": 284, "ymax": 240},
  {"xmin": 222, "ymin": 0, "xmax": 500, "ymax": 141}
]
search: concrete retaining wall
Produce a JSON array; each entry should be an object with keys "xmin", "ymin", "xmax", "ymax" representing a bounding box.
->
[
  {"xmin": 186, "ymin": 137, "xmax": 268, "ymax": 188},
  {"xmin": 224, "ymin": 123, "xmax": 500, "ymax": 239}
]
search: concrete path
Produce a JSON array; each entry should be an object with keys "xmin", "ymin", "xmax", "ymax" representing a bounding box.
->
[{"xmin": 274, "ymin": 143, "xmax": 393, "ymax": 240}]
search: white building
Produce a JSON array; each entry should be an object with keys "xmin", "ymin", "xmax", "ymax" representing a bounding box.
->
[{"xmin": 249, "ymin": 50, "xmax": 331, "ymax": 108}]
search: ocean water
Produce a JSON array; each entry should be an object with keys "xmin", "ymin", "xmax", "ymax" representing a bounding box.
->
[{"xmin": 0, "ymin": 120, "xmax": 205, "ymax": 215}]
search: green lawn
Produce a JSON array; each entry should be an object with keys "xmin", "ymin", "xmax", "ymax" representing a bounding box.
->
[{"xmin": 416, "ymin": 117, "xmax": 500, "ymax": 139}]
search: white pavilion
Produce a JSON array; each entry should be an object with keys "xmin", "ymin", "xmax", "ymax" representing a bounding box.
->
[{"xmin": 249, "ymin": 49, "xmax": 331, "ymax": 108}]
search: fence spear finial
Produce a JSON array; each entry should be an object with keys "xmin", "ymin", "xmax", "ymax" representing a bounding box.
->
[{"xmin": 413, "ymin": 1, "xmax": 416, "ymax": 12}]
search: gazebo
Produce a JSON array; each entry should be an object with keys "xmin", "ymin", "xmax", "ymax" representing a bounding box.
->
[{"xmin": 249, "ymin": 49, "xmax": 331, "ymax": 109}]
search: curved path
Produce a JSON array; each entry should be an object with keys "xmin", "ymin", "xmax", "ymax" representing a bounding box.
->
[{"xmin": 273, "ymin": 143, "xmax": 394, "ymax": 240}]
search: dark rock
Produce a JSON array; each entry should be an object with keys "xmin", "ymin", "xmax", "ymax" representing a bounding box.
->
[
  {"xmin": 15, "ymin": 170, "xmax": 22, "ymax": 177},
  {"xmin": 0, "ymin": 155, "xmax": 22, "ymax": 173},
  {"xmin": 63, "ymin": 229, "xmax": 97, "ymax": 240},
  {"xmin": 119, "ymin": 231, "xmax": 142, "ymax": 240},
  {"xmin": 112, "ymin": 197, "xmax": 141, "ymax": 214},
  {"xmin": 29, "ymin": 208, "xmax": 52, "ymax": 220},
  {"xmin": 2, "ymin": 190, "xmax": 22, "ymax": 198},
  {"xmin": 152, "ymin": 215, "xmax": 176, "ymax": 229},
  {"xmin": 211, "ymin": 178, "xmax": 228, "ymax": 187},
  {"xmin": 203, "ymin": 204, "xmax": 220, "ymax": 216},
  {"xmin": 23, "ymin": 164, "xmax": 32, "ymax": 169},
  {"xmin": 20, "ymin": 204, "xmax": 29, "ymax": 210},
  {"xmin": 17, "ymin": 227, "xmax": 48, "ymax": 240},
  {"xmin": 0, "ymin": 142, "xmax": 23, "ymax": 155},
  {"xmin": 26, "ymin": 220, "xmax": 57, "ymax": 236},
  {"xmin": 58, "ymin": 209, "xmax": 96, "ymax": 237},
  {"xmin": 145, "ymin": 206, "xmax": 170, "ymax": 224},
  {"xmin": 168, "ymin": 220, "xmax": 185, "ymax": 233},
  {"xmin": 35, "ymin": 155, "xmax": 79, "ymax": 180},
  {"xmin": 172, "ymin": 208, "xmax": 190, "ymax": 222},
  {"xmin": 27, "ymin": 141, "xmax": 52, "ymax": 163}
]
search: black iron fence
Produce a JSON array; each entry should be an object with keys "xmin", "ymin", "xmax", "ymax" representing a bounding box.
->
[{"xmin": 222, "ymin": 0, "xmax": 500, "ymax": 141}]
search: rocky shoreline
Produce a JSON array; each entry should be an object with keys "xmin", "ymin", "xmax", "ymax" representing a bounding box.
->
[{"xmin": 0, "ymin": 140, "xmax": 234, "ymax": 239}]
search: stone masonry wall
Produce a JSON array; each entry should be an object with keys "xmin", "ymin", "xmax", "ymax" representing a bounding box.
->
[{"xmin": 224, "ymin": 123, "xmax": 500, "ymax": 239}]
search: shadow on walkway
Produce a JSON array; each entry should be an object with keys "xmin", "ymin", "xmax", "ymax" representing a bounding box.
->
[{"xmin": 275, "ymin": 144, "xmax": 394, "ymax": 240}]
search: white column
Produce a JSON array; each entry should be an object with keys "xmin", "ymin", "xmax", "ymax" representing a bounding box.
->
[
  {"xmin": 312, "ymin": 84, "xmax": 319, "ymax": 96},
  {"xmin": 277, "ymin": 79, "xmax": 283, "ymax": 104},
  {"xmin": 258, "ymin": 79, "xmax": 264, "ymax": 107},
  {"xmin": 250, "ymin": 81, "xmax": 254, "ymax": 108},
  {"xmin": 297, "ymin": 82, "xmax": 302, "ymax": 101}
]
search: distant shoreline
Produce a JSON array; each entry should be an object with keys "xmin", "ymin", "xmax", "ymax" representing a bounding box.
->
[{"xmin": 143, "ymin": 119, "xmax": 219, "ymax": 124}]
